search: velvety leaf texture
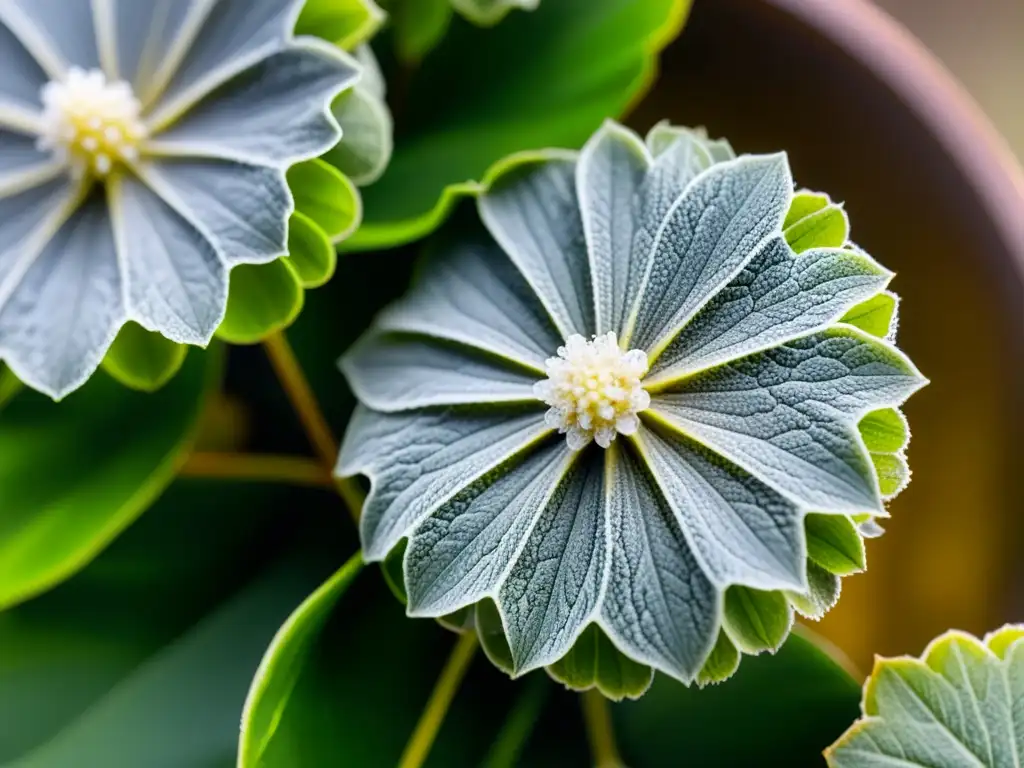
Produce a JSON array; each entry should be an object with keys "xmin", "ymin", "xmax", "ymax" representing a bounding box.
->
[
  {"xmin": 338, "ymin": 121, "xmax": 927, "ymax": 687},
  {"xmin": 0, "ymin": 0, "xmax": 360, "ymax": 398},
  {"xmin": 827, "ymin": 626, "xmax": 1024, "ymax": 768}
]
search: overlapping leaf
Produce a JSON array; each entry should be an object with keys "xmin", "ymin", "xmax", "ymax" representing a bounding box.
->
[
  {"xmin": 338, "ymin": 120, "xmax": 927, "ymax": 688},
  {"xmin": 826, "ymin": 626, "xmax": 1024, "ymax": 767}
]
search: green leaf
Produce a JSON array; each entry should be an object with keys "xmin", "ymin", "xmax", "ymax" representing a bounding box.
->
[
  {"xmin": 285, "ymin": 212, "xmax": 337, "ymax": 289},
  {"xmin": 617, "ymin": 629, "xmax": 862, "ymax": 766},
  {"xmin": 239, "ymin": 554, "xmax": 364, "ymax": 768},
  {"xmin": 477, "ymin": 599, "xmax": 514, "ymax": 675},
  {"xmin": 296, "ymin": 0, "xmax": 386, "ymax": 50},
  {"xmin": 841, "ymin": 291, "xmax": 898, "ymax": 338},
  {"xmin": 783, "ymin": 201, "xmax": 849, "ymax": 253},
  {"xmin": 722, "ymin": 586, "xmax": 793, "ymax": 654},
  {"xmin": 100, "ymin": 322, "xmax": 188, "ymax": 393},
  {"xmin": 826, "ymin": 626, "xmax": 1024, "ymax": 767},
  {"xmin": 871, "ymin": 451, "xmax": 909, "ymax": 498},
  {"xmin": 783, "ymin": 189, "xmax": 829, "ymax": 229},
  {"xmin": 380, "ymin": 538, "xmax": 408, "ymax": 605},
  {"xmin": 805, "ymin": 513, "xmax": 866, "ymax": 576},
  {"xmin": 390, "ymin": 0, "xmax": 453, "ymax": 64},
  {"xmin": 217, "ymin": 260, "xmax": 305, "ymax": 345},
  {"xmin": 858, "ymin": 407, "xmax": 908, "ymax": 454},
  {"xmin": 287, "ymin": 158, "xmax": 362, "ymax": 242},
  {"xmin": 346, "ymin": 0, "xmax": 693, "ymax": 250},
  {"xmin": 786, "ymin": 562, "xmax": 842, "ymax": 621},
  {"xmin": 546, "ymin": 624, "xmax": 653, "ymax": 701},
  {"xmin": 0, "ymin": 350, "xmax": 218, "ymax": 611},
  {"xmin": 695, "ymin": 631, "xmax": 740, "ymax": 687}
]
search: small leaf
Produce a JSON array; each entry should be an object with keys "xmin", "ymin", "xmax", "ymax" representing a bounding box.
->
[
  {"xmin": 783, "ymin": 189, "xmax": 829, "ymax": 229},
  {"xmin": 477, "ymin": 599, "xmax": 515, "ymax": 674},
  {"xmin": 826, "ymin": 626, "xmax": 1024, "ymax": 767},
  {"xmin": 285, "ymin": 211, "xmax": 337, "ymax": 289},
  {"xmin": 380, "ymin": 538, "xmax": 408, "ymax": 605},
  {"xmin": 546, "ymin": 625, "xmax": 653, "ymax": 701},
  {"xmin": 0, "ymin": 349, "xmax": 219, "ymax": 610},
  {"xmin": 784, "ymin": 203, "xmax": 849, "ymax": 253},
  {"xmin": 327, "ymin": 85, "xmax": 394, "ymax": 187},
  {"xmin": 722, "ymin": 586, "xmax": 793, "ymax": 654},
  {"xmin": 871, "ymin": 452, "xmax": 909, "ymax": 498},
  {"xmin": 239, "ymin": 554, "xmax": 364, "ymax": 768},
  {"xmin": 805, "ymin": 513, "xmax": 866, "ymax": 576},
  {"xmin": 437, "ymin": 606, "xmax": 474, "ymax": 633},
  {"xmin": 101, "ymin": 322, "xmax": 188, "ymax": 393},
  {"xmin": 695, "ymin": 631, "xmax": 740, "ymax": 687},
  {"xmin": 287, "ymin": 159, "xmax": 362, "ymax": 242},
  {"xmin": 452, "ymin": 0, "xmax": 539, "ymax": 26},
  {"xmin": 841, "ymin": 291, "xmax": 898, "ymax": 338},
  {"xmin": 295, "ymin": 0, "xmax": 386, "ymax": 50},
  {"xmin": 858, "ymin": 407, "xmax": 908, "ymax": 454},
  {"xmin": 786, "ymin": 562, "xmax": 842, "ymax": 621},
  {"xmin": 217, "ymin": 260, "xmax": 305, "ymax": 344}
]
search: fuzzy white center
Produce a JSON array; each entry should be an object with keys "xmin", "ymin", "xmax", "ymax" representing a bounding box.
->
[
  {"xmin": 533, "ymin": 332, "xmax": 651, "ymax": 450},
  {"xmin": 36, "ymin": 67, "xmax": 147, "ymax": 179}
]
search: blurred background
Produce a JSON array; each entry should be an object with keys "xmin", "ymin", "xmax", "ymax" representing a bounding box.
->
[{"xmin": 634, "ymin": 0, "xmax": 1024, "ymax": 673}]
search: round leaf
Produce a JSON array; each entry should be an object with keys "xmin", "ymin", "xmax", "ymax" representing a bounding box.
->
[
  {"xmin": 100, "ymin": 322, "xmax": 189, "ymax": 393},
  {"xmin": 288, "ymin": 159, "xmax": 363, "ymax": 243},
  {"xmin": 285, "ymin": 212, "xmax": 338, "ymax": 289},
  {"xmin": 217, "ymin": 260, "xmax": 305, "ymax": 345}
]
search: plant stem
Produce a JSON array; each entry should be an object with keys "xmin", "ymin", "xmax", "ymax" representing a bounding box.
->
[
  {"xmin": 261, "ymin": 331, "xmax": 363, "ymax": 521},
  {"xmin": 481, "ymin": 674, "xmax": 549, "ymax": 768},
  {"xmin": 581, "ymin": 689, "xmax": 623, "ymax": 768},
  {"xmin": 179, "ymin": 452, "xmax": 334, "ymax": 489},
  {"xmin": 398, "ymin": 631, "xmax": 480, "ymax": 768}
]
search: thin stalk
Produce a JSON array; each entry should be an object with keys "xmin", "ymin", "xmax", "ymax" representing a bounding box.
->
[
  {"xmin": 179, "ymin": 452, "xmax": 334, "ymax": 489},
  {"xmin": 398, "ymin": 632, "xmax": 480, "ymax": 768},
  {"xmin": 581, "ymin": 689, "xmax": 623, "ymax": 768},
  {"xmin": 481, "ymin": 674, "xmax": 549, "ymax": 768},
  {"xmin": 261, "ymin": 331, "xmax": 363, "ymax": 522}
]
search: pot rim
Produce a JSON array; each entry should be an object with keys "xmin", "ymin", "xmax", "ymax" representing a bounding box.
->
[{"xmin": 767, "ymin": 0, "xmax": 1024, "ymax": 285}]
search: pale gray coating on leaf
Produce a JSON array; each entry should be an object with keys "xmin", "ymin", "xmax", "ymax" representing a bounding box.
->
[
  {"xmin": 6, "ymin": 0, "xmax": 100, "ymax": 73},
  {"xmin": 342, "ymin": 333, "xmax": 540, "ymax": 412},
  {"xmin": 0, "ymin": 17, "xmax": 48, "ymax": 111},
  {"xmin": 374, "ymin": 235, "xmax": 562, "ymax": 374},
  {"xmin": 0, "ymin": 193, "xmax": 123, "ymax": 398},
  {"xmin": 478, "ymin": 155, "xmax": 594, "ymax": 340},
  {"xmin": 785, "ymin": 561, "xmax": 841, "ymax": 621},
  {"xmin": 633, "ymin": 425, "xmax": 807, "ymax": 592},
  {"xmin": 0, "ymin": 0, "xmax": 357, "ymax": 398},
  {"xmin": 578, "ymin": 121, "xmax": 715, "ymax": 336},
  {"xmin": 338, "ymin": 121, "xmax": 926, "ymax": 688},
  {"xmin": 827, "ymin": 629, "xmax": 1024, "ymax": 768},
  {"xmin": 497, "ymin": 449, "xmax": 608, "ymax": 674},
  {"xmin": 106, "ymin": 0, "xmax": 199, "ymax": 95},
  {"xmin": 626, "ymin": 153, "xmax": 793, "ymax": 356},
  {"xmin": 110, "ymin": 173, "xmax": 226, "ymax": 346},
  {"xmin": 137, "ymin": 159, "xmax": 290, "ymax": 267},
  {"xmin": 650, "ymin": 328, "xmax": 926, "ymax": 515},
  {"xmin": 148, "ymin": 43, "xmax": 359, "ymax": 166},
  {"xmin": 647, "ymin": 236, "xmax": 893, "ymax": 383},
  {"xmin": 599, "ymin": 445, "xmax": 720, "ymax": 682},
  {"xmin": 338, "ymin": 405, "xmax": 550, "ymax": 561},
  {"xmin": 406, "ymin": 439, "xmax": 573, "ymax": 617}
]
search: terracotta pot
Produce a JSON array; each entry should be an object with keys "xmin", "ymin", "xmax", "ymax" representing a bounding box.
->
[{"xmin": 632, "ymin": 0, "xmax": 1024, "ymax": 667}]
